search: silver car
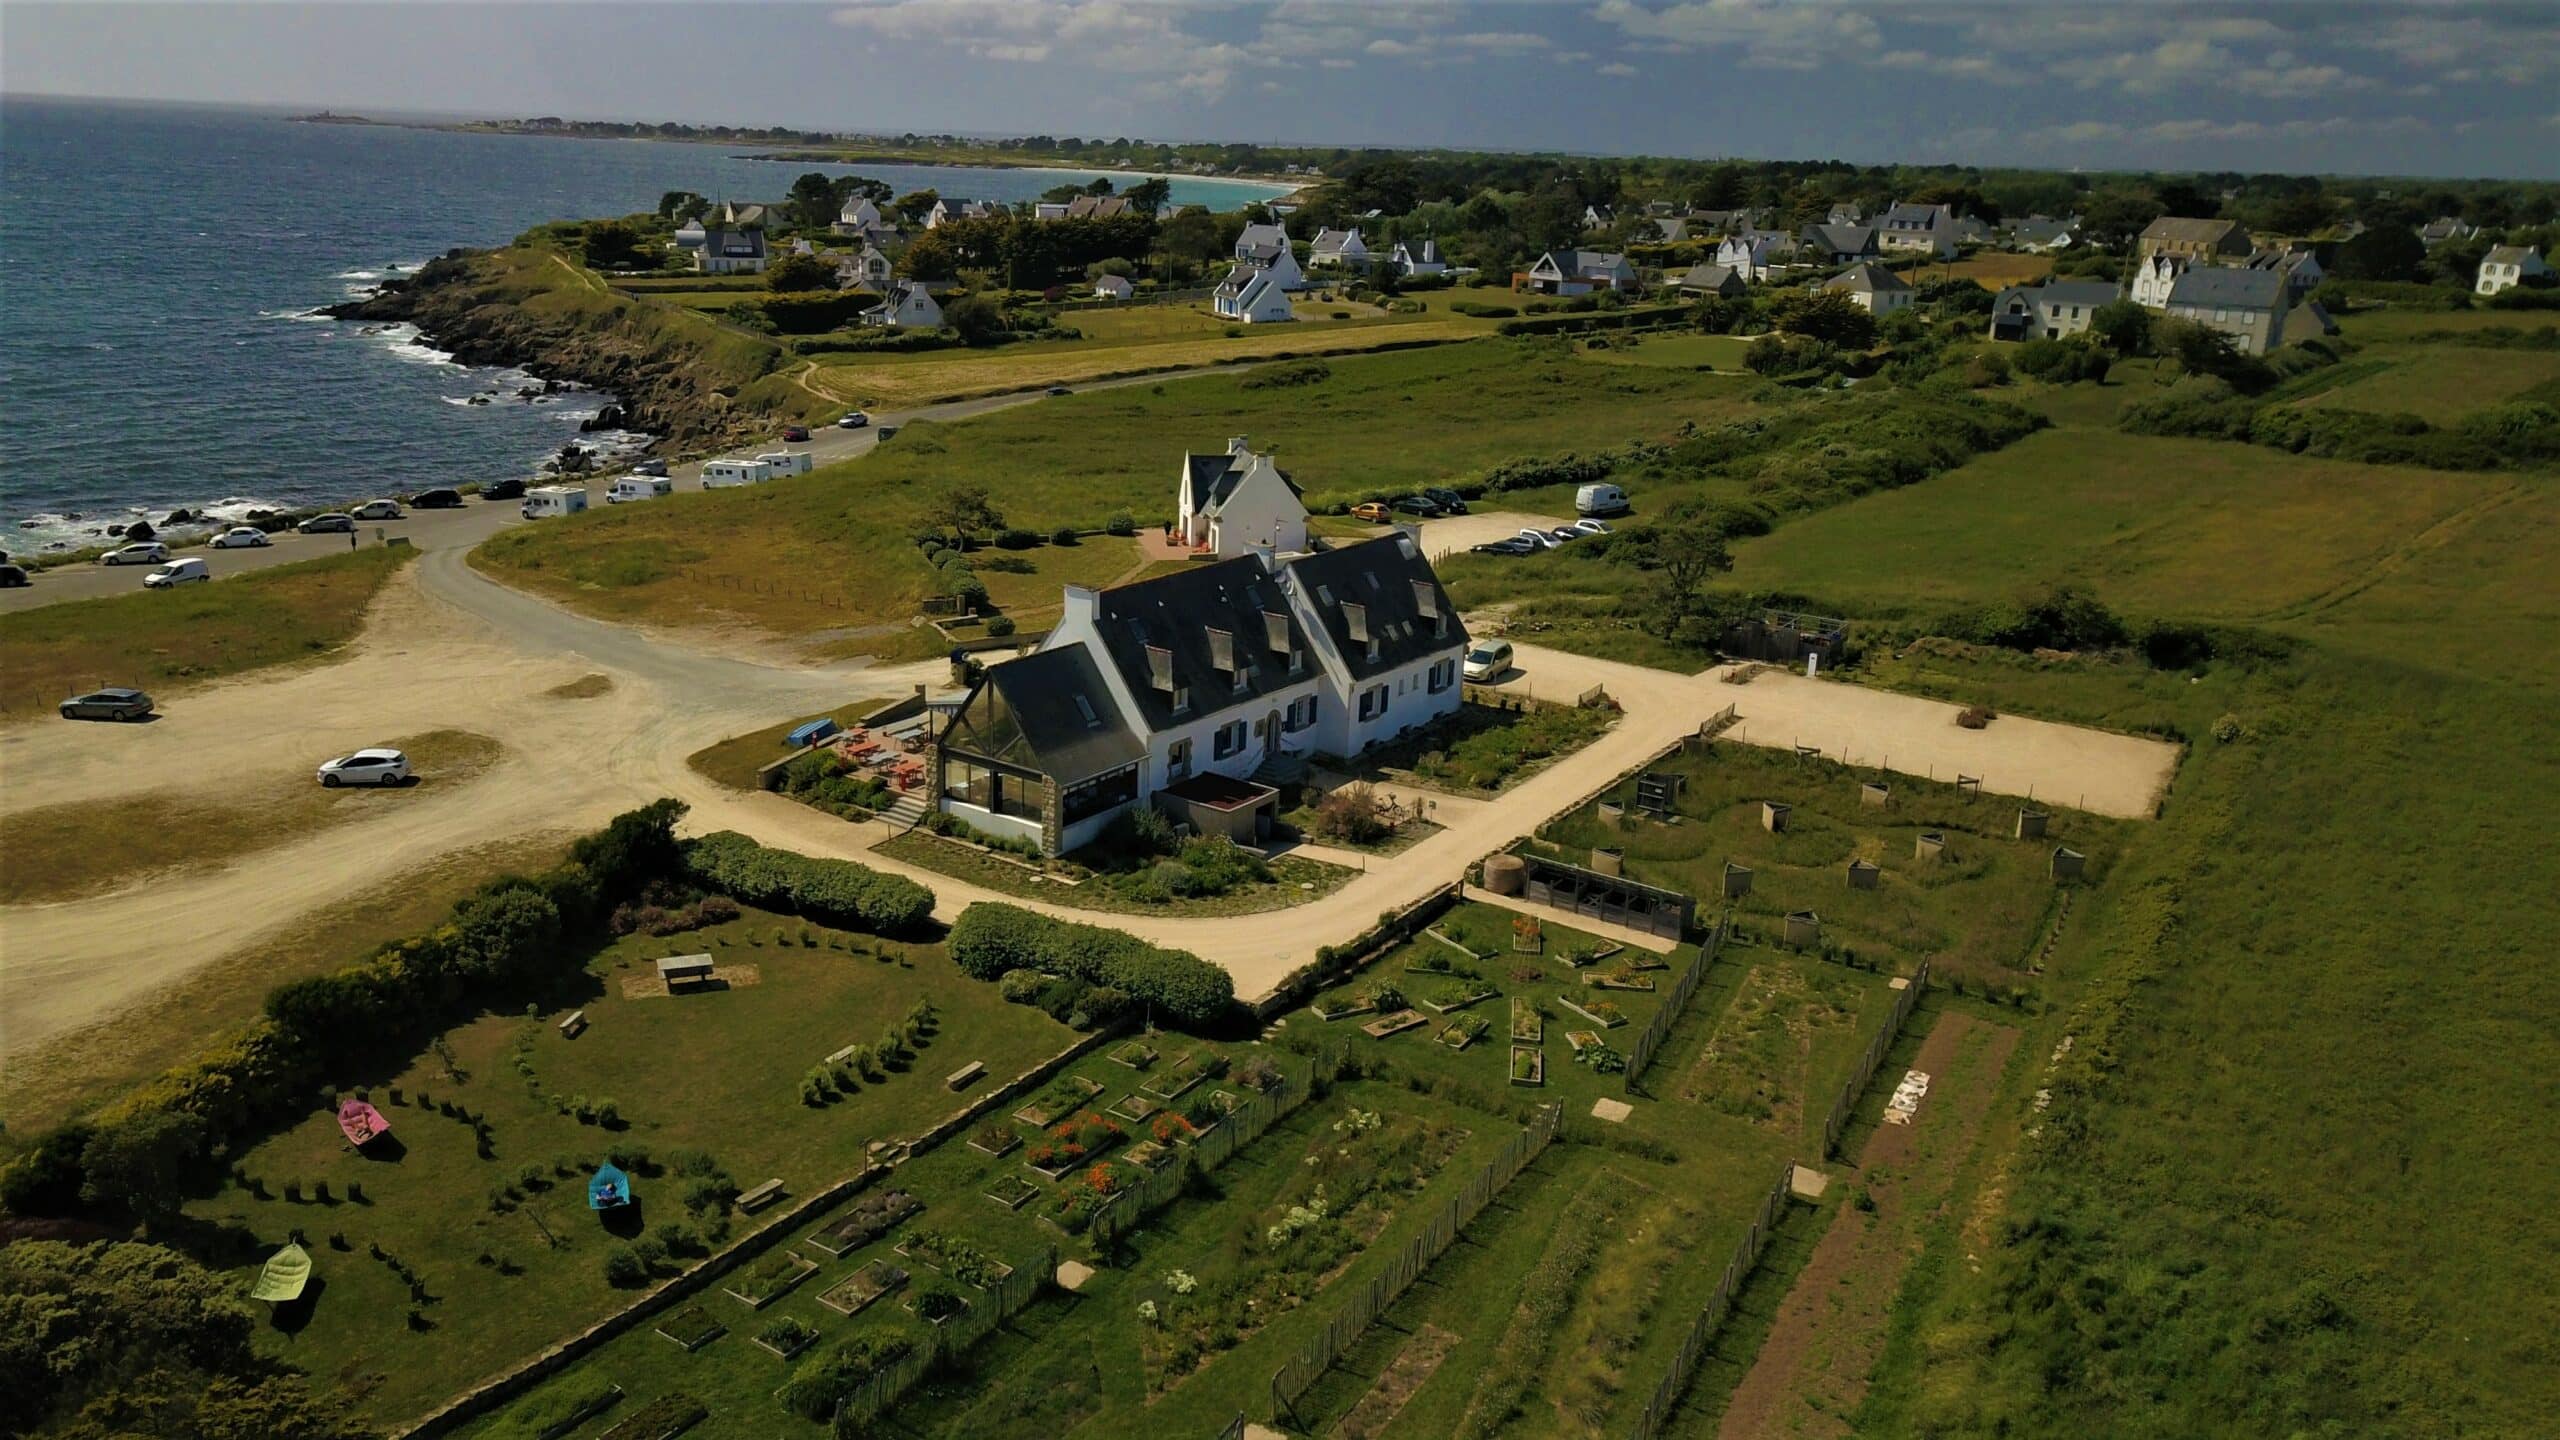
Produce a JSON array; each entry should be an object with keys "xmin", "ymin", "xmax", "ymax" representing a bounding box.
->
[
  {"xmin": 99, "ymin": 542, "xmax": 169, "ymax": 566},
  {"xmin": 211, "ymin": 526, "xmax": 272, "ymax": 549},
  {"xmin": 60, "ymin": 688, "xmax": 156, "ymax": 721}
]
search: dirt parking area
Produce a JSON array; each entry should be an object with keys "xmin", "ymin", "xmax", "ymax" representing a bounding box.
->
[{"xmin": 1414, "ymin": 508, "xmax": 1572, "ymax": 560}]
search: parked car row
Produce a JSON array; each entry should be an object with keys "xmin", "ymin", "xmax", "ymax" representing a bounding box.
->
[
  {"xmin": 1471, "ymin": 519, "xmax": 1610, "ymax": 556},
  {"xmin": 1351, "ymin": 487, "xmax": 1471, "ymax": 524},
  {"xmin": 54, "ymin": 687, "xmax": 414, "ymax": 785}
]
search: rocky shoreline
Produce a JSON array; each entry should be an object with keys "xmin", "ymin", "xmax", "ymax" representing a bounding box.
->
[{"xmin": 323, "ymin": 252, "xmax": 762, "ymax": 455}]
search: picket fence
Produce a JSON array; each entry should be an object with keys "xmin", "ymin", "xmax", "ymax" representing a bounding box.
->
[
  {"xmin": 1623, "ymin": 910, "xmax": 1729, "ymax": 1092},
  {"xmin": 1821, "ymin": 958, "xmax": 1931, "ymax": 1158},
  {"xmin": 827, "ymin": 1242, "xmax": 1056, "ymax": 1431},
  {"xmin": 1623, "ymin": 1162, "xmax": 1795, "ymax": 1440},
  {"xmin": 1267, "ymin": 1103, "xmax": 1562, "ymax": 1420}
]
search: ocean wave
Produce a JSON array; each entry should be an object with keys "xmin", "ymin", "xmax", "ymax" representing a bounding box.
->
[
  {"xmin": 337, "ymin": 268, "xmax": 384, "ymax": 281},
  {"xmin": 260, "ymin": 307, "xmax": 334, "ymax": 323},
  {"xmin": 375, "ymin": 324, "xmax": 459, "ymax": 366}
]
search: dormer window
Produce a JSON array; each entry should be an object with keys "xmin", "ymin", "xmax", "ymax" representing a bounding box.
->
[
  {"xmin": 1146, "ymin": 643, "xmax": 1175, "ymax": 692},
  {"xmin": 1207, "ymin": 627, "xmax": 1237, "ymax": 674},
  {"xmin": 1343, "ymin": 602, "xmax": 1369, "ymax": 644}
]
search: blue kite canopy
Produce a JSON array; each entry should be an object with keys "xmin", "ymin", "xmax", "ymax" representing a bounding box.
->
[{"xmin": 589, "ymin": 1162, "xmax": 632, "ymax": 1210}]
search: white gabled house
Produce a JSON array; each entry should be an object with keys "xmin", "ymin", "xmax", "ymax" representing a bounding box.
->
[
  {"xmin": 863, "ymin": 280, "xmax": 943, "ymax": 329},
  {"xmin": 926, "ymin": 198, "xmax": 999, "ymax": 229},
  {"xmin": 2129, "ymin": 253, "xmax": 2187, "ymax": 310},
  {"xmin": 1177, "ymin": 437, "xmax": 1306, "ymax": 559},
  {"xmin": 1523, "ymin": 248, "xmax": 1639, "ymax": 296},
  {"xmin": 1214, "ymin": 265, "xmax": 1295, "ymax": 324},
  {"xmin": 2477, "ymin": 245, "xmax": 2552, "ymax": 296},
  {"xmin": 1392, "ymin": 237, "xmax": 1446, "ymax": 277},
  {"xmin": 678, "ymin": 201, "xmax": 769, "ymax": 275},
  {"xmin": 1234, "ymin": 221, "xmax": 1307, "ymax": 291},
  {"xmin": 1877, "ymin": 201, "xmax": 1958, "ymax": 260},
  {"xmin": 1093, "ymin": 274, "xmax": 1134, "ymax": 300},
  {"xmin": 1713, "ymin": 232, "xmax": 1791, "ymax": 282},
  {"xmin": 834, "ymin": 243, "xmax": 893, "ymax": 293},
  {"xmin": 933, "ymin": 529, "xmax": 1466, "ymax": 856},
  {"xmin": 1307, "ymin": 227, "xmax": 1372, "ymax": 270},
  {"xmin": 1823, "ymin": 261, "xmax": 1913, "ymax": 315}
]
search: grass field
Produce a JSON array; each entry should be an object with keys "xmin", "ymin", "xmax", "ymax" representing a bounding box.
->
[
  {"xmin": 0, "ymin": 728, "xmax": 503, "ymax": 905},
  {"xmin": 201, "ymin": 908, "xmax": 1074, "ymax": 1428},
  {"xmin": 2289, "ymin": 343, "xmax": 2560, "ymax": 423},
  {"xmin": 477, "ymin": 341, "xmax": 1755, "ymax": 645},
  {"xmin": 0, "ymin": 546, "xmax": 409, "ymax": 717},
  {"xmin": 1891, "ymin": 252, "xmax": 2057, "ymax": 290},
  {"xmin": 876, "ymin": 831, "xmax": 1357, "ymax": 917},
  {"xmin": 1724, "ymin": 427, "xmax": 2512, "ymax": 625},
  {"xmin": 1576, "ymin": 331, "xmax": 1757, "ymax": 370}
]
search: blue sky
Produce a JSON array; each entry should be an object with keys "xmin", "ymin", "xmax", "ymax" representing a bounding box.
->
[{"xmin": 7, "ymin": 2, "xmax": 2556, "ymax": 178}]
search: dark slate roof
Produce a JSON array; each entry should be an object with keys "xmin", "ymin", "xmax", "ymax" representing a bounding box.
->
[
  {"xmin": 979, "ymin": 643, "xmax": 1144, "ymax": 784},
  {"xmin": 2024, "ymin": 280, "xmax": 2124, "ymax": 308},
  {"xmin": 1283, "ymin": 534, "xmax": 1467, "ymax": 684},
  {"xmin": 1089, "ymin": 555, "xmax": 1316, "ymax": 730},
  {"xmin": 1801, "ymin": 223, "xmax": 1877, "ymax": 255},
  {"xmin": 2166, "ymin": 265, "xmax": 2286, "ymax": 311},
  {"xmin": 1826, "ymin": 261, "xmax": 1910, "ymax": 293},
  {"xmin": 1185, "ymin": 450, "xmax": 1300, "ymax": 511}
]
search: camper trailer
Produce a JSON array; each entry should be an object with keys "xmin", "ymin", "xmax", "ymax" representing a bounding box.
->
[
  {"xmin": 701, "ymin": 458, "xmax": 774, "ymax": 489},
  {"xmin": 1575, "ymin": 482, "xmax": 1630, "ymax": 518},
  {"xmin": 607, "ymin": 476, "xmax": 673, "ymax": 504},
  {"xmin": 522, "ymin": 485, "xmax": 589, "ymax": 519},
  {"xmin": 756, "ymin": 450, "xmax": 815, "ymax": 477}
]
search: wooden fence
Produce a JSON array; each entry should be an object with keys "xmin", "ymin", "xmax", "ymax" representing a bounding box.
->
[
  {"xmin": 1623, "ymin": 1162, "xmax": 1796, "ymax": 1440},
  {"xmin": 1821, "ymin": 958, "xmax": 1930, "ymax": 1159},
  {"xmin": 1257, "ymin": 880, "xmax": 1464, "ymax": 1019},
  {"xmin": 1267, "ymin": 1104, "xmax": 1562, "ymax": 1422},
  {"xmin": 830, "ymin": 1241, "xmax": 1057, "ymax": 1428},
  {"xmin": 1088, "ymin": 1049, "xmax": 1332, "ymax": 1246},
  {"xmin": 1623, "ymin": 909, "xmax": 1729, "ymax": 1093}
]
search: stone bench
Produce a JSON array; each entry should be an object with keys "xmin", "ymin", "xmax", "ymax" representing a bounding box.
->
[
  {"xmin": 736, "ymin": 1178, "xmax": 786, "ymax": 1213},
  {"xmin": 945, "ymin": 1061, "xmax": 987, "ymax": 1092},
  {"xmin": 556, "ymin": 1010, "xmax": 587, "ymax": 1039}
]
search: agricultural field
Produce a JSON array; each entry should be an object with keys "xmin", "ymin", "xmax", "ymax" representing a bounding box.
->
[
  {"xmin": 1889, "ymin": 251, "xmax": 2057, "ymax": 290},
  {"xmin": 1577, "ymin": 331, "xmax": 1758, "ymax": 371},
  {"xmin": 194, "ymin": 907, "xmax": 1074, "ymax": 1427},
  {"xmin": 0, "ymin": 545, "xmax": 409, "ymax": 717},
  {"xmin": 2287, "ymin": 342, "xmax": 2560, "ymax": 423},
  {"xmin": 474, "ymin": 341, "xmax": 1754, "ymax": 647}
]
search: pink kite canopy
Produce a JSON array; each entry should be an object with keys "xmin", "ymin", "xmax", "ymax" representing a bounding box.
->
[{"xmin": 337, "ymin": 1098, "xmax": 390, "ymax": 1147}]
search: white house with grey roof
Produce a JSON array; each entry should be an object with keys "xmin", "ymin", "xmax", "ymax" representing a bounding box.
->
[
  {"xmin": 1524, "ymin": 249, "xmax": 1640, "ymax": 295},
  {"xmin": 1178, "ymin": 438, "xmax": 1305, "ymax": 559},
  {"xmin": 1233, "ymin": 222, "xmax": 1306, "ymax": 291},
  {"xmin": 1823, "ymin": 262, "xmax": 1912, "ymax": 315},
  {"xmin": 2162, "ymin": 266, "xmax": 2290, "ymax": 355},
  {"xmin": 678, "ymin": 202, "xmax": 770, "ymax": 274},
  {"xmin": 1214, "ymin": 265, "xmax": 1295, "ymax": 324},
  {"xmin": 933, "ymin": 533, "xmax": 1466, "ymax": 854},
  {"xmin": 1988, "ymin": 280, "xmax": 2123, "ymax": 341},
  {"xmin": 862, "ymin": 280, "xmax": 943, "ymax": 329},
  {"xmin": 2476, "ymin": 245, "xmax": 2551, "ymax": 296},
  {"xmin": 1308, "ymin": 227, "xmax": 1372, "ymax": 270},
  {"xmin": 1392, "ymin": 237, "xmax": 1446, "ymax": 277},
  {"xmin": 1878, "ymin": 201, "xmax": 1959, "ymax": 260}
]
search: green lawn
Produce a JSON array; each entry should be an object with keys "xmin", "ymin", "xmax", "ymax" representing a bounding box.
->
[
  {"xmin": 0, "ymin": 545, "xmax": 409, "ymax": 717},
  {"xmin": 199, "ymin": 908, "xmax": 1074, "ymax": 1429},
  {"xmin": 477, "ymin": 341, "xmax": 1753, "ymax": 644},
  {"xmin": 2290, "ymin": 343, "xmax": 2560, "ymax": 423},
  {"xmin": 1578, "ymin": 331, "xmax": 1757, "ymax": 371},
  {"xmin": 875, "ymin": 831, "xmax": 1357, "ymax": 917}
]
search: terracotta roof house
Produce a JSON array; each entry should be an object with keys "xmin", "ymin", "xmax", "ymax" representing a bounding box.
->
[{"xmin": 2137, "ymin": 216, "xmax": 2252, "ymax": 263}]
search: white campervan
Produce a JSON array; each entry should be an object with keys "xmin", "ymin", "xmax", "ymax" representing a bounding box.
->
[
  {"xmin": 1575, "ymin": 482, "xmax": 1630, "ymax": 518},
  {"xmin": 701, "ymin": 458, "xmax": 774, "ymax": 489},
  {"xmin": 521, "ymin": 485, "xmax": 589, "ymax": 519},
  {"xmin": 756, "ymin": 450, "xmax": 814, "ymax": 477},
  {"xmin": 607, "ymin": 476, "xmax": 672, "ymax": 504}
]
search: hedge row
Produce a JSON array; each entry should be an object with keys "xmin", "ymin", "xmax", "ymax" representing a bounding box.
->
[
  {"xmin": 947, "ymin": 903, "xmax": 1233, "ymax": 1027},
  {"xmin": 683, "ymin": 831, "xmax": 936, "ymax": 936},
  {"xmin": 1495, "ymin": 304, "xmax": 1689, "ymax": 336}
]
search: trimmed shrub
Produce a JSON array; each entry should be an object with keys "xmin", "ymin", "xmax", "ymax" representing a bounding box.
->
[
  {"xmin": 946, "ymin": 903, "xmax": 1234, "ymax": 1027},
  {"xmin": 683, "ymin": 831, "xmax": 935, "ymax": 936}
]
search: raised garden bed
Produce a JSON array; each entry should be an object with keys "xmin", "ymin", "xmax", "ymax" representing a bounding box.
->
[
  {"xmin": 895, "ymin": 1230, "xmax": 1014, "ymax": 1288},
  {"xmin": 652, "ymin": 1304, "xmax": 725, "ymax": 1353},
  {"xmin": 965, "ymin": 1123, "xmax": 1020, "ymax": 1159},
  {"xmin": 985, "ymin": 1173, "xmax": 1042, "ymax": 1211},
  {"xmin": 1421, "ymin": 980, "xmax": 1497, "ymax": 1014},
  {"xmin": 1509, "ymin": 997, "xmax": 1545, "ymax": 1044},
  {"xmin": 1423, "ymin": 926, "xmax": 1494, "ymax": 962},
  {"xmin": 1587, "ymin": 969, "xmax": 1659, "ymax": 992},
  {"xmin": 1311, "ymin": 995, "xmax": 1377, "ymax": 1022},
  {"xmin": 515, "ymin": 1382, "xmax": 623, "ymax": 1440},
  {"xmin": 598, "ymin": 1392, "xmax": 707, "ymax": 1440},
  {"xmin": 1107, "ymin": 1093, "xmax": 1160, "ymax": 1124},
  {"xmin": 1556, "ymin": 995, "xmax": 1629, "ymax": 1030},
  {"xmin": 1404, "ymin": 952, "xmax": 1480, "ymax": 979},
  {"xmin": 1564, "ymin": 1029, "xmax": 1602, "ymax": 1055},
  {"xmin": 1125, "ymin": 1139, "xmax": 1177, "ymax": 1173},
  {"xmin": 806, "ymin": 1189, "xmax": 920, "ymax": 1256},
  {"xmin": 1438, "ymin": 1014, "xmax": 1491, "ymax": 1051},
  {"xmin": 1232, "ymin": 1056, "xmax": 1286, "ymax": 1094},
  {"xmin": 1557, "ymin": 940, "xmax": 1631, "ymax": 969},
  {"xmin": 1362, "ymin": 1009, "xmax": 1429, "ymax": 1040},
  {"xmin": 720, "ymin": 1250, "xmax": 818, "ymax": 1309},
  {"xmin": 751, "ymin": 1316, "xmax": 819, "ymax": 1360},
  {"xmin": 1141, "ymin": 1050, "xmax": 1228, "ymax": 1100},
  {"xmin": 1205, "ymin": 1088, "xmax": 1243, "ymax": 1117},
  {"xmin": 906, "ymin": 1284, "xmax": 972, "ymax": 1327},
  {"xmin": 818, "ymin": 1259, "xmax": 908, "ymax": 1316},
  {"xmin": 1109, "ymin": 1039, "xmax": 1159, "ymax": 1070},
  {"xmin": 1025, "ymin": 1112, "xmax": 1125, "ymax": 1178},
  {"xmin": 1509, "ymin": 1045, "xmax": 1546, "ymax": 1087},
  {"xmin": 1014, "ymin": 1074, "xmax": 1105, "ymax": 1128}
]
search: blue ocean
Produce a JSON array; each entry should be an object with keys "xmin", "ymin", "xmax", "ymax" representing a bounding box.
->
[{"xmin": 0, "ymin": 97, "xmax": 1285, "ymax": 552}]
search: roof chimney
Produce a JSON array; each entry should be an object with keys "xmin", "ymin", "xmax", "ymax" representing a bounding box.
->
[
  {"xmin": 1060, "ymin": 585, "xmax": 1100, "ymax": 635},
  {"xmin": 1228, "ymin": 435, "xmax": 1251, "ymax": 456}
]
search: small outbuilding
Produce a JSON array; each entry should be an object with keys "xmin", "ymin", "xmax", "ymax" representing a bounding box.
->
[
  {"xmin": 1915, "ymin": 832, "xmax": 1948, "ymax": 863},
  {"xmin": 1762, "ymin": 801, "xmax": 1792, "ymax": 833},
  {"xmin": 1848, "ymin": 859, "xmax": 1880, "ymax": 891},
  {"xmin": 2016, "ymin": 808, "xmax": 2050, "ymax": 839},
  {"xmin": 1722, "ymin": 862, "xmax": 1754, "ymax": 899},
  {"xmin": 1784, "ymin": 910, "xmax": 1822, "ymax": 948},
  {"xmin": 2051, "ymin": 846, "xmax": 2086, "ymax": 881}
]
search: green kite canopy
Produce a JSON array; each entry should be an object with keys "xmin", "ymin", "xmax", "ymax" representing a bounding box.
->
[{"xmin": 251, "ymin": 1242, "xmax": 312, "ymax": 1303}]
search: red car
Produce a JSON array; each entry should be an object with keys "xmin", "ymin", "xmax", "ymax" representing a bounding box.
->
[{"xmin": 781, "ymin": 425, "xmax": 811, "ymax": 442}]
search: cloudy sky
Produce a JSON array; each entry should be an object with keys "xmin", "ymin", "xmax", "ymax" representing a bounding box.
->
[{"xmin": 7, "ymin": 1, "xmax": 2556, "ymax": 178}]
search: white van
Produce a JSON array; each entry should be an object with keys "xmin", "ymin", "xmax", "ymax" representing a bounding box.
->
[
  {"xmin": 143, "ymin": 557, "xmax": 211, "ymax": 589},
  {"xmin": 1576, "ymin": 482, "xmax": 1630, "ymax": 518},
  {"xmin": 607, "ymin": 476, "xmax": 672, "ymax": 504},
  {"xmin": 701, "ymin": 458, "xmax": 774, "ymax": 489},
  {"xmin": 756, "ymin": 450, "xmax": 814, "ymax": 477},
  {"xmin": 521, "ymin": 485, "xmax": 589, "ymax": 519}
]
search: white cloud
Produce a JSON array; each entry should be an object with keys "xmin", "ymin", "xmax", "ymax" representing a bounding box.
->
[
  {"xmin": 834, "ymin": 0, "xmax": 1253, "ymax": 97},
  {"xmin": 1453, "ymin": 31, "xmax": 1551, "ymax": 54},
  {"xmin": 1589, "ymin": 0, "xmax": 1882, "ymax": 70},
  {"xmin": 1597, "ymin": 61, "xmax": 1639, "ymax": 77},
  {"xmin": 1553, "ymin": 49, "xmax": 1594, "ymax": 64},
  {"xmin": 1319, "ymin": 56, "xmax": 1357, "ymax": 70},
  {"xmin": 1365, "ymin": 37, "xmax": 1427, "ymax": 58}
]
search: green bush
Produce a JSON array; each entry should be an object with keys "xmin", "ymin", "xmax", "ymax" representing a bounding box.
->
[
  {"xmin": 683, "ymin": 831, "xmax": 935, "ymax": 935},
  {"xmin": 1240, "ymin": 359, "xmax": 1334, "ymax": 389},
  {"xmin": 985, "ymin": 615, "xmax": 1018, "ymax": 638},
  {"xmin": 947, "ymin": 903, "xmax": 1234, "ymax": 1026},
  {"xmin": 1449, "ymin": 299, "xmax": 1518, "ymax": 318}
]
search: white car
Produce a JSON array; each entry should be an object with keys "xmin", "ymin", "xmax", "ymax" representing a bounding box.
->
[
  {"xmin": 1463, "ymin": 640, "xmax": 1514, "ymax": 682},
  {"xmin": 317, "ymin": 748, "xmax": 412, "ymax": 787},
  {"xmin": 837, "ymin": 411, "xmax": 871, "ymax": 429},
  {"xmin": 210, "ymin": 526, "xmax": 272, "ymax": 549},
  {"xmin": 350, "ymin": 499, "xmax": 405, "ymax": 521},
  {"xmin": 1571, "ymin": 518, "xmax": 1611, "ymax": 537},
  {"xmin": 143, "ymin": 558, "xmax": 210, "ymax": 588},
  {"xmin": 1513, "ymin": 528, "xmax": 1558, "ymax": 551},
  {"xmin": 100, "ymin": 542, "xmax": 169, "ymax": 566}
]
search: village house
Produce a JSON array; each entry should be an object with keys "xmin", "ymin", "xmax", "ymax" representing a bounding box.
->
[
  {"xmin": 675, "ymin": 201, "xmax": 769, "ymax": 274},
  {"xmin": 1392, "ymin": 237, "xmax": 1447, "ymax": 278},
  {"xmin": 1713, "ymin": 231, "xmax": 1793, "ymax": 282},
  {"xmin": 1063, "ymin": 194, "xmax": 1134, "ymax": 220},
  {"xmin": 2129, "ymin": 253, "xmax": 2188, "ymax": 310},
  {"xmin": 1877, "ymin": 201, "xmax": 1959, "ymax": 260},
  {"xmin": 925, "ymin": 198, "xmax": 999, "ymax": 228},
  {"xmin": 2419, "ymin": 216, "xmax": 2479, "ymax": 249},
  {"xmin": 933, "ymin": 524, "xmax": 1466, "ymax": 856},
  {"xmin": 1987, "ymin": 279, "xmax": 2124, "ymax": 341},
  {"xmin": 1034, "ymin": 201, "xmax": 1071, "ymax": 221},
  {"xmin": 1176, "ymin": 437, "xmax": 1306, "ymax": 559},
  {"xmin": 862, "ymin": 279, "xmax": 943, "ymax": 329},
  {"xmin": 1093, "ymin": 274, "xmax": 1134, "ymax": 300},
  {"xmin": 1522, "ymin": 248, "xmax": 1640, "ymax": 296},
  {"xmin": 2005, "ymin": 215, "xmax": 2080, "ymax": 252},
  {"xmin": 1675, "ymin": 262, "xmax": 1747, "ymax": 299},
  {"xmin": 1233, "ymin": 222, "xmax": 1307, "ymax": 291},
  {"xmin": 2246, "ymin": 247, "xmax": 2325, "ymax": 301},
  {"xmin": 1823, "ymin": 261, "xmax": 1913, "ymax": 315},
  {"xmin": 1796, "ymin": 223, "xmax": 1881, "ymax": 265},
  {"xmin": 2161, "ymin": 266, "xmax": 2289, "ymax": 355},
  {"xmin": 1826, "ymin": 202, "xmax": 1866, "ymax": 227},
  {"xmin": 2476, "ymin": 244, "xmax": 2552, "ymax": 296},
  {"xmin": 1307, "ymin": 227, "xmax": 1372, "ymax": 270},
  {"xmin": 1213, "ymin": 265, "xmax": 1295, "ymax": 324},
  {"xmin": 833, "ymin": 196, "xmax": 900, "ymax": 244},
  {"xmin": 1583, "ymin": 203, "xmax": 1616, "ymax": 231},
  {"xmin": 2137, "ymin": 216, "xmax": 2253, "ymax": 264},
  {"xmin": 834, "ymin": 244, "xmax": 893, "ymax": 293}
]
